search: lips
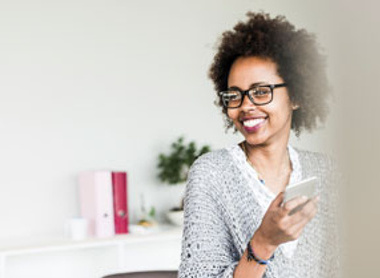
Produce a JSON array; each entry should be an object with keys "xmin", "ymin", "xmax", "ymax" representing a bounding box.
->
[
  {"xmin": 240, "ymin": 116, "xmax": 268, "ymax": 132},
  {"xmin": 242, "ymin": 118, "xmax": 265, "ymax": 127}
]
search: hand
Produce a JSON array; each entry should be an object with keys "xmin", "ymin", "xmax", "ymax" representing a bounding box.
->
[{"xmin": 255, "ymin": 192, "xmax": 320, "ymax": 248}]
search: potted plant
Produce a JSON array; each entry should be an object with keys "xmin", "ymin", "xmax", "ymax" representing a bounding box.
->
[{"xmin": 157, "ymin": 136, "xmax": 211, "ymax": 226}]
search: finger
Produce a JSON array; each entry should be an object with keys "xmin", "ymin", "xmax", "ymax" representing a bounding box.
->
[
  {"xmin": 288, "ymin": 197, "xmax": 319, "ymax": 223},
  {"xmin": 271, "ymin": 191, "xmax": 285, "ymax": 208},
  {"xmin": 286, "ymin": 194, "xmax": 319, "ymax": 216},
  {"xmin": 282, "ymin": 195, "xmax": 309, "ymax": 212},
  {"xmin": 288, "ymin": 200, "xmax": 309, "ymax": 216},
  {"xmin": 288, "ymin": 203, "xmax": 318, "ymax": 234}
]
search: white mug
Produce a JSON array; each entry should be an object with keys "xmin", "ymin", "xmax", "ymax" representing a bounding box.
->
[{"xmin": 65, "ymin": 217, "xmax": 88, "ymax": 240}]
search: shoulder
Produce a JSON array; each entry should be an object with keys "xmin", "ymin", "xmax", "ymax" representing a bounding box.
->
[
  {"xmin": 189, "ymin": 148, "xmax": 233, "ymax": 174},
  {"xmin": 186, "ymin": 148, "xmax": 235, "ymax": 191},
  {"xmin": 293, "ymin": 147, "xmax": 341, "ymax": 190}
]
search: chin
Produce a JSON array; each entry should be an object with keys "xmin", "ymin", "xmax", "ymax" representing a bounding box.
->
[
  {"xmin": 242, "ymin": 132, "xmax": 270, "ymax": 147},
  {"xmin": 245, "ymin": 138, "xmax": 269, "ymax": 147}
]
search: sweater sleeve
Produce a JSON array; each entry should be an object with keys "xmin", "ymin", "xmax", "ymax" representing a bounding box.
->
[
  {"xmin": 323, "ymin": 154, "xmax": 344, "ymax": 278},
  {"xmin": 178, "ymin": 156, "xmax": 239, "ymax": 278}
]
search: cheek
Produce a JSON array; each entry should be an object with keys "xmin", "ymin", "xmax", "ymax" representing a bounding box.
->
[
  {"xmin": 263, "ymin": 106, "xmax": 290, "ymax": 127},
  {"xmin": 227, "ymin": 109, "xmax": 236, "ymax": 120},
  {"xmin": 267, "ymin": 98, "xmax": 293, "ymax": 117},
  {"xmin": 268, "ymin": 106, "xmax": 293, "ymax": 125}
]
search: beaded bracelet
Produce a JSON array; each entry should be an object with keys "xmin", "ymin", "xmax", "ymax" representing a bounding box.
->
[{"xmin": 246, "ymin": 241, "xmax": 275, "ymax": 265}]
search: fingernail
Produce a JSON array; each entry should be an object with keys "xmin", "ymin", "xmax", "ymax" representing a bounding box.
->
[{"xmin": 316, "ymin": 196, "xmax": 320, "ymax": 202}]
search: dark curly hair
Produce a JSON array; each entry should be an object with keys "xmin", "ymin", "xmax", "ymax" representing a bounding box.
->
[{"xmin": 209, "ymin": 12, "xmax": 330, "ymax": 137}]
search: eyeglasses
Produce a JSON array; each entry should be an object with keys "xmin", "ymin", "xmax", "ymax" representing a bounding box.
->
[{"xmin": 218, "ymin": 83, "xmax": 287, "ymax": 108}]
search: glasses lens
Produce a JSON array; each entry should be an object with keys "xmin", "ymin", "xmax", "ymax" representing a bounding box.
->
[
  {"xmin": 221, "ymin": 90, "xmax": 242, "ymax": 108},
  {"xmin": 250, "ymin": 87, "xmax": 272, "ymax": 104}
]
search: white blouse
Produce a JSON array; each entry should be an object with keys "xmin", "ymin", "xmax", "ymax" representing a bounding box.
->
[{"xmin": 226, "ymin": 143, "xmax": 302, "ymax": 259}]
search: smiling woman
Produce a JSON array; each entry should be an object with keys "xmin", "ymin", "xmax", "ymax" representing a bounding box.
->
[
  {"xmin": 226, "ymin": 57, "xmax": 296, "ymax": 151},
  {"xmin": 178, "ymin": 12, "xmax": 341, "ymax": 278},
  {"xmin": 211, "ymin": 12, "xmax": 329, "ymax": 138}
]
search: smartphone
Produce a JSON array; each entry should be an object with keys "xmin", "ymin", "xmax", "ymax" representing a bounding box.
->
[{"xmin": 282, "ymin": 176, "xmax": 318, "ymax": 207}]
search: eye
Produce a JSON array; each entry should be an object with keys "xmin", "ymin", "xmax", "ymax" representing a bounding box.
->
[
  {"xmin": 220, "ymin": 90, "xmax": 242, "ymax": 108},
  {"xmin": 252, "ymin": 87, "xmax": 271, "ymax": 97},
  {"xmin": 223, "ymin": 90, "xmax": 241, "ymax": 101}
]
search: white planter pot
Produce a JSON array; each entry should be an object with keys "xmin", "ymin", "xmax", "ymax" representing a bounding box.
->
[{"xmin": 166, "ymin": 210, "xmax": 184, "ymax": 226}]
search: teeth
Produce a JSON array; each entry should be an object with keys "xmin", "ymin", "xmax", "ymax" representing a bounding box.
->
[{"xmin": 243, "ymin": 118, "xmax": 265, "ymax": 127}]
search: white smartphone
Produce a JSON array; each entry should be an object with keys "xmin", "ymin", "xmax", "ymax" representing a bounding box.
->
[{"xmin": 282, "ymin": 176, "xmax": 318, "ymax": 206}]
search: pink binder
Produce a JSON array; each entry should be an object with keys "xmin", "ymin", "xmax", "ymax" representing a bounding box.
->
[
  {"xmin": 79, "ymin": 171, "xmax": 115, "ymax": 238},
  {"xmin": 112, "ymin": 172, "xmax": 129, "ymax": 234}
]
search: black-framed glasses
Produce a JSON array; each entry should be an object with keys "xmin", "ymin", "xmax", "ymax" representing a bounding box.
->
[{"xmin": 218, "ymin": 83, "xmax": 287, "ymax": 108}]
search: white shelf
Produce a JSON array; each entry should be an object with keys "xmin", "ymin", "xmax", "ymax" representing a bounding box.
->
[
  {"xmin": 0, "ymin": 224, "xmax": 182, "ymax": 256},
  {"xmin": 0, "ymin": 224, "xmax": 183, "ymax": 278}
]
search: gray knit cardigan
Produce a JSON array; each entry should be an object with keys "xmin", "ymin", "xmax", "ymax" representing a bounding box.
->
[{"xmin": 178, "ymin": 146, "xmax": 341, "ymax": 278}]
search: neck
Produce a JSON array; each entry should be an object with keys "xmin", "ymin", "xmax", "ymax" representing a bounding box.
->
[{"xmin": 243, "ymin": 140, "xmax": 292, "ymax": 178}]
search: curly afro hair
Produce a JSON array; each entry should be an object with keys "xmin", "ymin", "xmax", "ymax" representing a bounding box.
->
[{"xmin": 209, "ymin": 12, "xmax": 330, "ymax": 137}]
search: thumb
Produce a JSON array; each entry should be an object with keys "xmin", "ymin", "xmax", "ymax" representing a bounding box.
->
[{"xmin": 271, "ymin": 191, "xmax": 285, "ymax": 208}]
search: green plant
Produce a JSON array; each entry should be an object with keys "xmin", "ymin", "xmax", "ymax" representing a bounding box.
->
[
  {"xmin": 148, "ymin": 206, "xmax": 155, "ymax": 219},
  {"xmin": 138, "ymin": 206, "xmax": 156, "ymax": 226},
  {"xmin": 157, "ymin": 137, "xmax": 211, "ymax": 185}
]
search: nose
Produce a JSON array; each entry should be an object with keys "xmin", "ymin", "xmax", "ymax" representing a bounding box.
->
[{"xmin": 240, "ymin": 93, "xmax": 257, "ymax": 111}]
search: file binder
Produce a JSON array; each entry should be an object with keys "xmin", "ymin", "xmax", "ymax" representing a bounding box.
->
[{"xmin": 79, "ymin": 171, "xmax": 115, "ymax": 238}]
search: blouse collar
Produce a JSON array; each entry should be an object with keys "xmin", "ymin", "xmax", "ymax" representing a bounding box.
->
[
  {"xmin": 226, "ymin": 142, "xmax": 303, "ymax": 259},
  {"xmin": 227, "ymin": 143, "xmax": 302, "ymax": 196}
]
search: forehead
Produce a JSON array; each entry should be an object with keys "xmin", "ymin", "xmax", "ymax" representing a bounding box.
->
[{"xmin": 227, "ymin": 56, "xmax": 283, "ymax": 89}]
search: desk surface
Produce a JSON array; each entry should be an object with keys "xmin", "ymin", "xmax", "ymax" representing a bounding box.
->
[{"xmin": 0, "ymin": 224, "xmax": 183, "ymax": 256}]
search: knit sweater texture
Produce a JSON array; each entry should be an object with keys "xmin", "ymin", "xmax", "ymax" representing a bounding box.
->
[{"xmin": 178, "ymin": 145, "xmax": 342, "ymax": 278}]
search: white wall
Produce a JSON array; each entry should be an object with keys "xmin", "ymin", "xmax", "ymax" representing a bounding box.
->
[
  {"xmin": 0, "ymin": 0, "xmax": 336, "ymax": 240},
  {"xmin": 330, "ymin": 0, "xmax": 380, "ymax": 276}
]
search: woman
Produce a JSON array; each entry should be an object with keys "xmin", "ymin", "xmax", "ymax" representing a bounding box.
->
[{"xmin": 178, "ymin": 12, "xmax": 340, "ymax": 278}]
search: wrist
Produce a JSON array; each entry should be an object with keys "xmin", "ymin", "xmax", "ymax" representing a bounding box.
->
[{"xmin": 250, "ymin": 230, "xmax": 278, "ymax": 260}]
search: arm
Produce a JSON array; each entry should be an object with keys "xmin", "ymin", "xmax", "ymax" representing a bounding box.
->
[
  {"xmin": 233, "ymin": 231, "xmax": 277, "ymax": 278},
  {"xmin": 178, "ymin": 162, "xmax": 239, "ymax": 278},
  {"xmin": 178, "ymin": 159, "xmax": 276, "ymax": 278}
]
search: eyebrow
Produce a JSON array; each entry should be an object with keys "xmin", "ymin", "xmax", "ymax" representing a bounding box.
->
[{"xmin": 228, "ymin": 82, "xmax": 268, "ymax": 90}]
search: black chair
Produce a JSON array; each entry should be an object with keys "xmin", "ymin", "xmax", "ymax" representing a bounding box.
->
[{"xmin": 103, "ymin": 270, "xmax": 178, "ymax": 278}]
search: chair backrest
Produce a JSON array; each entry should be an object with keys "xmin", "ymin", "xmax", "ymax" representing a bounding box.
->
[{"xmin": 103, "ymin": 270, "xmax": 178, "ymax": 278}]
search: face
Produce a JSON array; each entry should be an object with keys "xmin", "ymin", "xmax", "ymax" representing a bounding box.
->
[{"xmin": 227, "ymin": 56, "xmax": 298, "ymax": 147}]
